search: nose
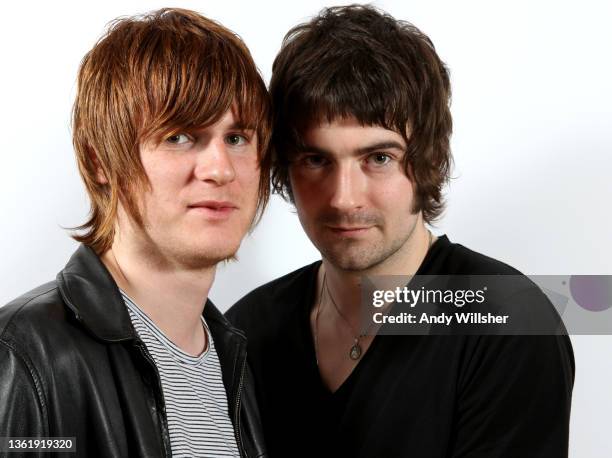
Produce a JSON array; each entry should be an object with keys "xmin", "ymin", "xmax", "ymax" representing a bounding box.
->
[
  {"xmin": 193, "ymin": 139, "xmax": 236, "ymax": 185},
  {"xmin": 328, "ymin": 161, "xmax": 364, "ymax": 211}
]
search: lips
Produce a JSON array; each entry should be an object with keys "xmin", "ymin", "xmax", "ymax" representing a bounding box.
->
[
  {"xmin": 327, "ymin": 225, "xmax": 372, "ymax": 235},
  {"xmin": 187, "ymin": 200, "xmax": 238, "ymax": 219},
  {"xmin": 189, "ymin": 200, "xmax": 237, "ymax": 210}
]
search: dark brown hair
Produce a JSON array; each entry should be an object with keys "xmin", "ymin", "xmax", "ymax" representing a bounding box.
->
[
  {"xmin": 270, "ymin": 4, "xmax": 452, "ymax": 223},
  {"xmin": 72, "ymin": 8, "xmax": 271, "ymax": 254}
]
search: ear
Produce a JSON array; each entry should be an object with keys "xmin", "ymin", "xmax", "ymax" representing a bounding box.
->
[
  {"xmin": 405, "ymin": 161, "xmax": 416, "ymax": 183},
  {"xmin": 87, "ymin": 146, "xmax": 108, "ymax": 184}
]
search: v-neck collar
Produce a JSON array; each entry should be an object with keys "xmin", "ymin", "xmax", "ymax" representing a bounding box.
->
[{"xmin": 298, "ymin": 235, "xmax": 451, "ymax": 395}]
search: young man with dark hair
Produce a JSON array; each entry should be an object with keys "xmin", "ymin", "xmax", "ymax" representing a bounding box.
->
[
  {"xmin": 227, "ymin": 5, "xmax": 574, "ymax": 457},
  {"xmin": 0, "ymin": 8, "xmax": 269, "ymax": 457}
]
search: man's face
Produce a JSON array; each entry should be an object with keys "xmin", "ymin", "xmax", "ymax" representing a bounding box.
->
[
  {"xmin": 289, "ymin": 117, "xmax": 420, "ymax": 271},
  {"xmin": 125, "ymin": 109, "xmax": 260, "ymax": 268}
]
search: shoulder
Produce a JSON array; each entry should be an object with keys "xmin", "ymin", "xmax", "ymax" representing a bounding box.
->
[
  {"xmin": 0, "ymin": 282, "xmax": 65, "ymax": 338},
  {"xmin": 225, "ymin": 261, "xmax": 319, "ymax": 333},
  {"xmin": 0, "ymin": 281, "xmax": 88, "ymax": 369},
  {"xmin": 435, "ymin": 237, "xmax": 523, "ymax": 275},
  {"xmin": 462, "ymin": 334, "xmax": 574, "ymax": 386},
  {"xmin": 435, "ymin": 237, "xmax": 569, "ymax": 330},
  {"xmin": 0, "ymin": 283, "xmax": 70, "ymax": 404}
]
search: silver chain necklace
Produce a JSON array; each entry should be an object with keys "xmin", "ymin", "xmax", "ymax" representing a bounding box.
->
[
  {"xmin": 314, "ymin": 230, "xmax": 434, "ymax": 362},
  {"xmin": 325, "ymin": 277, "xmax": 370, "ymax": 360}
]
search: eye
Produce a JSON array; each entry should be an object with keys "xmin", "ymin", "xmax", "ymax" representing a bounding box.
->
[
  {"xmin": 225, "ymin": 133, "xmax": 248, "ymax": 146},
  {"xmin": 165, "ymin": 133, "xmax": 192, "ymax": 145},
  {"xmin": 300, "ymin": 154, "xmax": 329, "ymax": 168},
  {"xmin": 367, "ymin": 153, "xmax": 392, "ymax": 166}
]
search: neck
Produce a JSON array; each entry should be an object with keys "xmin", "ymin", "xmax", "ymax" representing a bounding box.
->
[
  {"xmin": 321, "ymin": 221, "xmax": 433, "ymax": 322},
  {"xmin": 101, "ymin": 237, "xmax": 215, "ymax": 356}
]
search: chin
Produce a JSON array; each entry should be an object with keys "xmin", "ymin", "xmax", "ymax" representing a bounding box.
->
[
  {"xmin": 178, "ymin": 248, "xmax": 238, "ymax": 269},
  {"xmin": 321, "ymin": 233, "xmax": 411, "ymax": 272},
  {"xmin": 321, "ymin": 247, "xmax": 384, "ymax": 272},
  {"xmin": 172, "ymin": 239, "xmax": 242, "ymax": 269}
]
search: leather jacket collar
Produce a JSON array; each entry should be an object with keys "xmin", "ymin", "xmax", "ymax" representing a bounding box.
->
[
  {"xmin": 58, "ymin": 244, "xmax": 137, "ymax": 342},
  {"xmin": 51, "ymin": 244, "xmax": 264, "ymax": 457},
  {"xmin": 56, "ymin": 244, "xmax": 247, "ymax": 345}
]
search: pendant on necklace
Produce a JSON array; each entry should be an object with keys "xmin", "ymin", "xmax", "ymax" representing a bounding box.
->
[{"xmin": 349, "ymin": 339, "xmax": 362, "ymax": 360}]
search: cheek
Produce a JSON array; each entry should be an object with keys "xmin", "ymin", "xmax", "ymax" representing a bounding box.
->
[
  {"xmin": 240, "ymin": 158, "xmax": 261, "ymax": 189},
  {"xmin": 379, "ymin": 183, "xmax": 412, "ymax": 205},
  {"xmin": 234, "ymin": 157, "xmax": 261, "ymax": 203},
  {"xmin": 289, "ymin": 172, "xmax": 313, "ymax": 210},
  {"xmin": 369, "ymin": 175, "xmax": 415, "ymax": 215},
  {"xmin": 290, "ymin": 179, "xmax": 324, "ymax": 231},
  {"xmin": 142, "ymin": 156, "xmax": 188, "ymax": 194}
]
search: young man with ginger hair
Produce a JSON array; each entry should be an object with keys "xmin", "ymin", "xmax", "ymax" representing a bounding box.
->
[{"xmin": 0, "ymin": 8, "xmax": 268, "ymax": 457}]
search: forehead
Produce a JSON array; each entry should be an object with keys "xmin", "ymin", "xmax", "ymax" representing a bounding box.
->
[{"xmin": 301, "ymin": 117, "xmax": 407, "ymax": 152}]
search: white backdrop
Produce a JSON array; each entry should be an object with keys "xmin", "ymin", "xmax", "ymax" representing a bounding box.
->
[{"xmin": 1, "ymin": 1, "xmax": 610, "ymax": 456}]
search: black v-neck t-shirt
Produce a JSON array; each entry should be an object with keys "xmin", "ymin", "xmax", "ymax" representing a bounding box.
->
[{"xmin": 226, "ymin": 235, "xmax": 574, "ymax": 458}]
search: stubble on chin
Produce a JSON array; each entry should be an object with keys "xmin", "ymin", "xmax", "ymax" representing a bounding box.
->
[
  {"xmin": 320, "ymin": 239, "xmax": 387, "ymax": 272},
  {"xmin": 317, "ymin": 224, "xmax": 415, "ymax": 273},
  {"xmin": 134, "ymin": 224, "xmax": 239, "ymax": 271},
  {"xmin": 170, "ymin": 238, "xmax": 242, "ymax": 270}
]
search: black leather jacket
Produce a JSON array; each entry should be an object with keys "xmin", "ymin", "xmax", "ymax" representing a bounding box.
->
[{"xmin": 0, "ymin": 245, "xmax": 267, "ymax": 457}]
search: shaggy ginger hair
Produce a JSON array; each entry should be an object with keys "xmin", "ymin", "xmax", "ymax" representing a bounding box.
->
[{"xmin": 72, "ymin": 8, "xmax": 271, "ymax": 253}]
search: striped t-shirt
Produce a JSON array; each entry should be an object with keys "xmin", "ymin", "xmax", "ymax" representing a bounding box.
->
[{"xmin": 122, "ymin": 292, "xmax": 240, "ymax": 458}]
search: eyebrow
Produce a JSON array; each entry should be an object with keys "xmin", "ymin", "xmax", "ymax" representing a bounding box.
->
[
  {"xmin": 298, "ymin": 141, "xmax": 406, "ymax": 155},
  {"xmin": 228, "ymin": 122, "xmax": 256, "ymax": 131}
]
